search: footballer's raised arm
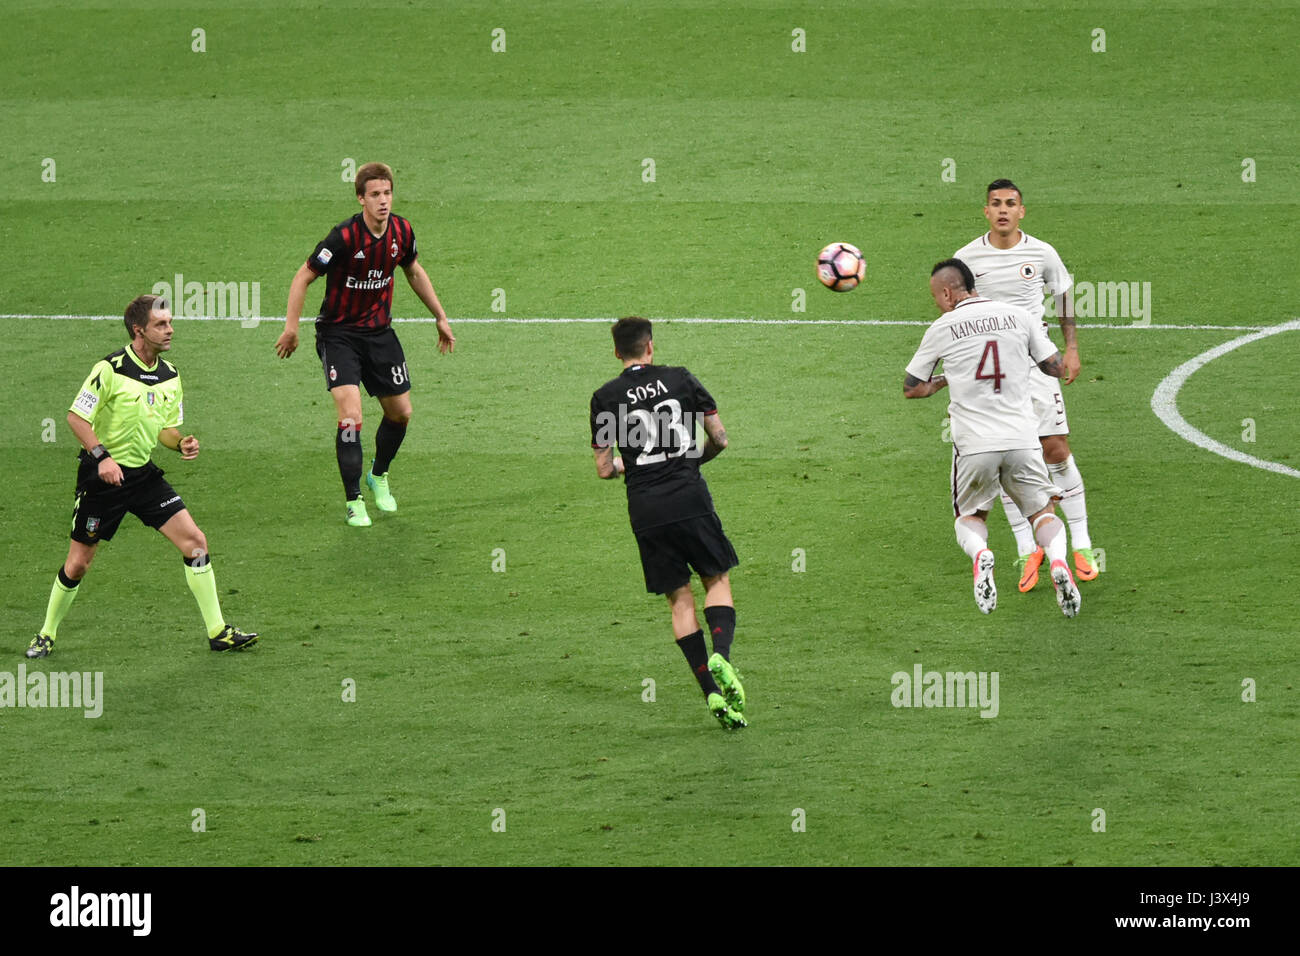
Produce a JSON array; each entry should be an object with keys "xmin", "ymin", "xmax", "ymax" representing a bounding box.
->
[{"xmin": 698, "ymin": 412, "xmax": 728, "ymax": 464}]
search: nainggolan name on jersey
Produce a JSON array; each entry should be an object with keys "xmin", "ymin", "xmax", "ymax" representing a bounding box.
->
[{"xmin": 947, "ymin": 314, "xmax": 1019, "ymax": 341}]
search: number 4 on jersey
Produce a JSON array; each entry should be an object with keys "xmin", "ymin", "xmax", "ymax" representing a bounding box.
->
[{"xmin": 975, "ymin": 340, "xmax": 1004, "ymax": 393}]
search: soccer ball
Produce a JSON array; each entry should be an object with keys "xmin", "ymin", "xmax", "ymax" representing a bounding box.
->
[{"xmin": 817, "ymin": 242, "xmax": 866, "ymax": 292}]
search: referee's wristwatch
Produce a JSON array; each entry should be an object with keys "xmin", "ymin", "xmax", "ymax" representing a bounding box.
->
[{"xmin": 89, "ymin": 444, "xmax": 110, "ymax": 461}]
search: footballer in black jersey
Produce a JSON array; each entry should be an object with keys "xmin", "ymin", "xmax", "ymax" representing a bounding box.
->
[
  {"xmin": 274, "ymin": 162, "xmax": 455, "ymax": 527},
  {"xmin": 590, "ymin": 318, "xmax": 746, "ymax": 729}
]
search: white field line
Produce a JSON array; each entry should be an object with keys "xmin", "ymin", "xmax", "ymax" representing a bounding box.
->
[
  {"xmin": 10, "ymin": 311, "xmax": 1294, "ymax": 475},
  {"xmin": 1150, "ymin": 319, "xmax": 1300, "ymax": 479},
  {"xmin": 0, "ymin": 314, "xmax": 1277, "ymax": 331}
]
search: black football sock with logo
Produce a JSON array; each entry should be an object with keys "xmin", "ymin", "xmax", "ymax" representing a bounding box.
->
[
  {"xmin": 372, "ymin": 418, "xmax": 407, "ymax": 475},
  {"xmin": 337, "ymin": 422, "xmax": 363, "ymax": 500},
  {"xmin": 704, "ymin": 605, "xmax": 736, "ymax": 661},
  {"xmin": 676, "ymin": 629, "xmax": 721, "ymax": 697}
]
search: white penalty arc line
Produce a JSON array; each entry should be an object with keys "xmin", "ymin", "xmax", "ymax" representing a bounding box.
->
[
  {"xmin": 0, "ymin": 314, "xmax": 1277, "ymax": 331},
  {"xmin": 1151, "ymin": 318, "xmax": 1300, "ymax": 479}
]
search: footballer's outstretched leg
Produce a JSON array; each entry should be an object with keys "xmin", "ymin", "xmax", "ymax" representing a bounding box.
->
[{"xmin": 669, "ymin": 584, "xmax": 745, "ymax": 728}]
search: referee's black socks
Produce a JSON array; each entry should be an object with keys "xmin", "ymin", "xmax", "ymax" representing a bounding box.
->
[
  {"xmin": 677, "ymin": 629, "xmax": 722, "ymax": 697},
  {"xmin": 337, "ymin": 421, "xmax": 363, "ymax": 500},
  {"xmin": 704, "ymin": 605, "xmax": 736, "ymax": 661}
]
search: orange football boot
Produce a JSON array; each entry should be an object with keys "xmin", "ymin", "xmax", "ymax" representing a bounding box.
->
[{"xmin": 1015, "ymin": 547, "xmax": 1045, "ymax": 593}]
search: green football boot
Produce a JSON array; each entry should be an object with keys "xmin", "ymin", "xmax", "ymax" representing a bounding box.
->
[
  {"xmin": 708, "ymin": 692, "xmax": 747, "ymax": 730},
  {"xmin": 346, "ymin": 498, "xmax": 372, "ymax": 527},
  {"xmin": 366, "ymin": 467, "xmax": 397, "ymax": 513},
  {"xmin": 708, "ymin": 652, "xmax": 746, "ymax": 713}
]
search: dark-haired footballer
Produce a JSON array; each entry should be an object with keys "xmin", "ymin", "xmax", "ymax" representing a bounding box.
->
[
  {"xmin": 589, "ymin": 317, "xmax": 746, "ymax": 730},
  {"xmin": 29, "ymin": 294, "xmax": 257, "ymax": 658},
  {"xmin": 953, "ymin": 178, "xmax": 1099, "ymax": 592},
  {"xmin": 275, "ymin": 161, "xmax": 455, "ymax": 527}
]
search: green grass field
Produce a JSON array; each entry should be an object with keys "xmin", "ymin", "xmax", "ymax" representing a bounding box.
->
[{"xmin": 1, "ymin": 1, "xmax": 1296, "ymax": 866}]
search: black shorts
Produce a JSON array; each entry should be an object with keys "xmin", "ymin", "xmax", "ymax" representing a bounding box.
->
[
  {"xmin": 70, "ymin": 458, "xmax": 187, "ymax": 545},
  {"xmin": 633, "ymin": 513, "xmax": 739, "ymax": 595},
  {"xmin": 316, "ymin": 323, "xmax": 412, "ymax": 397}
]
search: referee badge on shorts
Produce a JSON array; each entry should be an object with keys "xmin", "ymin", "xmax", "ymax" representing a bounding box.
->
[{"xmin": 86, "ymin": 517, "xmax": 100, "ymax": 536}]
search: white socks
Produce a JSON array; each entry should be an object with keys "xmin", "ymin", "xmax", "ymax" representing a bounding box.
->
[
  {"xmin": 1005, "ymin": 454, "xmax": 1092, "ymax": 553},
  {"xmin": 1048, "ymin": 455, "xmax": 1091, "ymax": 550},
  {"xmin": 955, "ymin": 517, "xmax": 990, "ymax": 561},
  {"xmin": 1000, "ymin": 492, "xmax": 1037, "ymax": 557},
  {"xmin": 1033, "ymin": 513, "xmax": 1068, "ymax": 565}
]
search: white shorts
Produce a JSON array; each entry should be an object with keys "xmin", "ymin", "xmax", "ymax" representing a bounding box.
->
[
  {"xmin": 1029, "ymin": 368, "xmax": 1069, "ymax": 437},
  {"xmin": 951, "ymin": 447, "xmax": 1060, "ymax": 518}
]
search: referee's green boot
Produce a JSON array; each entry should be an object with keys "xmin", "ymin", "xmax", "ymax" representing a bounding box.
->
[{"xmin": 366, "ymin": 467, "xmax": 397, "ymax": 513}]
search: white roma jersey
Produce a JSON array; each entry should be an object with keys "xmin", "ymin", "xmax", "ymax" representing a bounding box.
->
[
  {"xmin": 953, "ymin": 232, "xmax": 1072, "ymax": 325},
  {"xmin": 906, "ymin": 296, "xmax": 1058, "ymax": 454}
]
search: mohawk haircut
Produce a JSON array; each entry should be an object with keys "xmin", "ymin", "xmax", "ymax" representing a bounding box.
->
[{"xmin": 931, "ymin": 258, "xmax": 976, "ymax": 293}]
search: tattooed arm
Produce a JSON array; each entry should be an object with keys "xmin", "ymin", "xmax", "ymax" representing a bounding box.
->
[
  {"xmin": 1037, "ymin": 351, "xmax": 1067, "ymax": 379},
  {"xmin": 903, "ymin": 373, "xmax": 948, "ymax": 398}
]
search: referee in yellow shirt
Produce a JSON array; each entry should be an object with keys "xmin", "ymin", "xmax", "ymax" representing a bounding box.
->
[{"xmin": 28, "ymin": 294, "xmax": 257, "ymax": 658}]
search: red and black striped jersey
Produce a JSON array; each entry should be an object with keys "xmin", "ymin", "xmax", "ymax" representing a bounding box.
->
[{"xmin": 307, "ymin": 213, "xmax": 418, "ymax": 329}]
